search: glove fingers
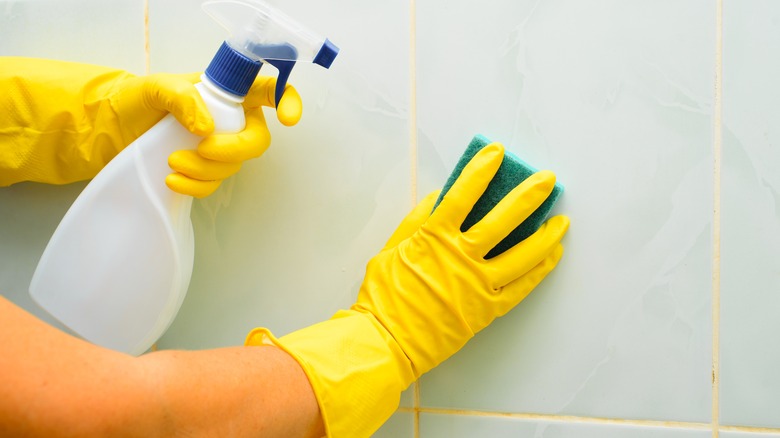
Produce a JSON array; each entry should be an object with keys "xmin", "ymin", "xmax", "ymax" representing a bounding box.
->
[
  {"xmin": 198, "ymin": 110, "xmax": 271, "ymax": 162},
  {"xmin": 489, "ymin": 215, "xmax": 570, "ymax": 287},
  {"xmin": 466, "ymin": 170, "xmax": 556, "ymax": 255},
  {"xmin": 165, "ymin": 172, "xmax": 222, "ymax": 198},
  {"xmin": 144, "ymin": 73, "xmax": 214, "ymax": 136},
  {"xmin": 490, "ymin": 243, "xmax": 565, "ymax": 320},
  {"xmin": 382, "ymin": 190, "xmax": 441, "ymax": 250},
  {"xmin": 276, "ymin": 85, "xmax": 303, "ymax": 127},
  {"xmin": 243, "ymin": 76, "xmax": 277, "ymax": 108},
  {"xmin": 181, "ymin": 72, "xmax": 203, "ymax": 85},
  {"xmin": 243, "ymin": 76, "xmax": 303, "ymax": 126},
  {"xmin": 168, "ymin": 149, "xmax": 242, "ymax": 181},
  {"xmin": 432, "ymin": 143, "xmax": 504, "ymax": 230}
]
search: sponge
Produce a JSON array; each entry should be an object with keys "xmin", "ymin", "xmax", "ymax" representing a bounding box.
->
[{"xmin": 433, "ymin": 134, "xmax": 564, "ymax": 259}]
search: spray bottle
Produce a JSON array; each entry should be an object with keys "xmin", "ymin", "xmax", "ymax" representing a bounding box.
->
[{"xmin": 28, "ymin": 0, "xmax": 338, "ymax": 356}]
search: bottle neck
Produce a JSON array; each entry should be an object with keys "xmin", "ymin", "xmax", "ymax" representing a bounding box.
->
[{"xmin": 200, "ymin": 74, "xmax": 245, "ymax": 104}]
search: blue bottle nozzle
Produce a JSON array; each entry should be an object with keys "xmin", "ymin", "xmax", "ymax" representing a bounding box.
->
[
  {"xmin": 202, "ymin": 0, "xmax": 339, "ymax": 104},
  {"xmin": 313, "ymin": 39, "xmax": 339, "ymax": 68}
]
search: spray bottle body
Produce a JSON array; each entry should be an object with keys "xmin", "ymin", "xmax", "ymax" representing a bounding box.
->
[
  {"xmin": 29, "ymin": 0, "xmax": 338, "ymax": 356},
  {"xmin": 29, "ymin": 76, "xmax": 245, "ymax": 356}
]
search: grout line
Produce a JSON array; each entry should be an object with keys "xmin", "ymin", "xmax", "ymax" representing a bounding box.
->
[
  {"xmin": 417, "ymin": 408, "xmax": 712, "ymax": 431},
  {"xmin": 404, "ymin": 407, "xmax": 780, "ymax": 434},
  {"xmin": 720, "ymin": 425, "xmax": 780, "ymax": 435},
  {"xmin": 144, "ymin": 0, "xmax": 150, "ymax": 75},
  {"xmin": 414, "ymin": 382, "xmax": 421, "ymax": 438},
  {"xmin": 712, "ymin": 0, "xmax": 723, "ymax": 437}
]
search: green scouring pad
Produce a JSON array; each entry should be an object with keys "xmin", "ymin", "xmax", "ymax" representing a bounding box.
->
[{"xmin": 433, "ymin": 134, "xmax": 564, "ymax": 259}]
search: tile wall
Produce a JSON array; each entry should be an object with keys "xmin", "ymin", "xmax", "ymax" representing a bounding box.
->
[{"xmin": 1, "ymin": 0, "xmax": 779, "ymax": 436}]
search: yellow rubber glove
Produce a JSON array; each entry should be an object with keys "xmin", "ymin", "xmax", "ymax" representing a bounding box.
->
[
  {"xmin": 246, "ymin": 143, "xmax": 571, "ymax": 437},
  {"xmin": 0, "ymin": 57, "xmax": 301, "ymax": 197},
  {"xmin": 166, "ymin": 76, "xmax": 302, "ymax": 197}
]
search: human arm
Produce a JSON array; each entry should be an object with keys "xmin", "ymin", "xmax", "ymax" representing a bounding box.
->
[
  {"xmin": 0, "ymin": 57, "xmax": 301, "ymax": 197},
  {"xmin": 0, "ymin": 296, "xmax": 324, "ymax": 437}
]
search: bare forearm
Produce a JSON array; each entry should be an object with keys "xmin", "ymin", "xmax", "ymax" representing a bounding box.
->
[
  {"xmin": 0, "ymin": 296, "xmax": 323, "ymax": 437},
  {"xmin": 138, "ymin": 346, "xmax": 324, "ymax": 438}
]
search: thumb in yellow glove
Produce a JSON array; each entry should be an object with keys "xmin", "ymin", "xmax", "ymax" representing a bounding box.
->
[
  {"xmin": 246, "ymin": 143, "xmax": 570, "ymax": 437},
  {"xmin": 0, "ymin": 57, "xmax": 302, "ymax": 197}
]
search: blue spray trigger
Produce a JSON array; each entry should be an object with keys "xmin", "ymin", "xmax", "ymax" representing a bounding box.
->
[
  {"xmin": 248, "ymin": 42, "xmax": 298, "ymax": 107},
  {"xmin": 265, "ymin": 59, "xmax": 295, "ymax": 107}
]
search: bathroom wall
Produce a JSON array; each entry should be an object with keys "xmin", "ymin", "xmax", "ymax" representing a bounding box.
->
[{"xmin": 1, "ymin": 0, "xmax": 779, "ymax": 436}]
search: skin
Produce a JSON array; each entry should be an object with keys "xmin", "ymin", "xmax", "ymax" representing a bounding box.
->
[{"xmin": 0, "ymin": 296, "xmax": 325, "ymax": 437}]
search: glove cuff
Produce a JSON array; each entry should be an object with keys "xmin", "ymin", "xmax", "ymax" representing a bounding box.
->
[{"xmin": 245, "ymin": 309, "xmax": 416, "ymax": 438}]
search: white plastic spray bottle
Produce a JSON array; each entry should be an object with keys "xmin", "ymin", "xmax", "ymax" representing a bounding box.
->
[{"xmin": 28, "ymin": 0, "xmax": 338, "ymax": 356}]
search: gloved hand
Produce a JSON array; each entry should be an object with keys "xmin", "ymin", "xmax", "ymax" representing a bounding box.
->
[
  {"xmin": 246, "ymin": 143, "xmax": 570, "ymax": 437},
  {"xmin": 0, "ymin": 57, "xmax": 301, "ymax": 197},
  {"xmin": 164, "ymin": 75, "xmax": 302, "ymax": 197},
  {"xmin": 381, "ymin": 189, "xmax": 442, "ymax": 250}
]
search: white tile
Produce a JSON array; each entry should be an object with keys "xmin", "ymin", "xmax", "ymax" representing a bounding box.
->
[
  {"xmin": 0, "ymin": 0, "xmax": 145, "ymax": 73},
  {"xmin": 372, "ymin": 411, "xmax": 413, "ymax": 438},
  {"xmin": 400, "ymin": 385, "xmax": 414, "ymax": 408},
  {"xmin": 720, "ymin": 0, "xmax": 780, "ymax": 429},
  {"xmin": 150, "ymin": 0, "xmax": 413, "ymax": 349},
  {"xmin": 420, "ymin": 414, "xmax": 711, "ymax": 438},
  {"xmin": 417, "ymin": 0, "xmax": 714, "ymax": 422}
]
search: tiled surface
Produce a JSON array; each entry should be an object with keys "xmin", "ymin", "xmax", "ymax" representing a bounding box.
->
[
  {"xmin": 372, "ymin": 411, "xmax": 413, "ymax": 438},
  {"xmin": 720, "ymin": 0, "xmax": 780, "ymax": 429},
  {"xmin": 4, "ymin": 0, "xmax": 780, "ymax": 436},
  {"xmin": 420, "ymin": 414, "xmax": 712, "ymax": 438},
  {"xmin": 417, "ymin": 0, "xmax": 714, "ymax": 423},
  {"xmin": 0, "ymin": 0, "xmax": 145, "ymax": 73}
]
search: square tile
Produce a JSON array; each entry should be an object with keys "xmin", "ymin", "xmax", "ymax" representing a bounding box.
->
[
  {"xmin": 151, "ymin": 0, "xmax": 414, "ymax": 349},
  {"xmin": 720, "ymin": 0, "xmax": 780, "ymax": 429},
  {"xmin": 373, "ymin": 411, "xmax": 413, "ymax": 438},
  {"xmin": 417, "ymin": 0, "xmax": 714, "ymax": 422}
]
